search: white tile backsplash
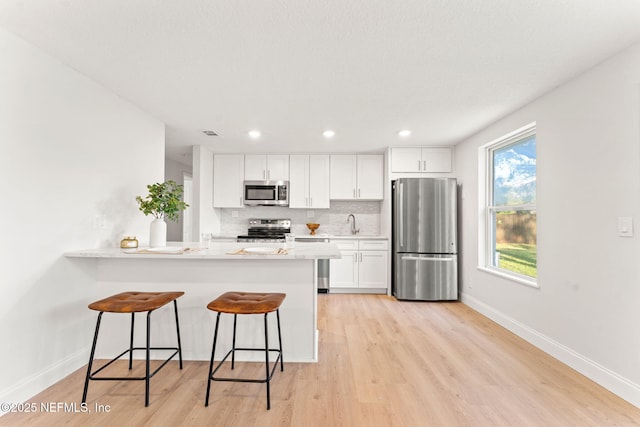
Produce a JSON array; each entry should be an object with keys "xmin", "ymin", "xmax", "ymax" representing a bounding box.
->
[{"xmin": 219, "ymin": 201, "xmax": 382, "ymax": 237}]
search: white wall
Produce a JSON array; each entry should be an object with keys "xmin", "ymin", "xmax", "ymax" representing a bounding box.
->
[
  {"xmin": 456, "ymin": 42, "xmax": 640, "ymax": 406},
  {"xmin": 165, "ymin": 157, "xmax": 193, "ymax": 241},
  {"xmin": 192, "ymin": 145, "xmax": 220, "ymax": 240},
  {"xmin": 0, "ymin": 28, "xmax": 165, "ymax": 405}
]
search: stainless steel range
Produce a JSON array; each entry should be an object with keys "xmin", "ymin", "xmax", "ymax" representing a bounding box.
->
[{"xmin": 237, "ymin": 218, "xmax": 291, "ymax": 243}]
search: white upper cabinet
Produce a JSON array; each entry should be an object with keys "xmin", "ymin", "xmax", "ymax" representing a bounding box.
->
[
  {"xmin": 289, "ymin": 155, "xmax": 308, "ymax": 208},
  {"xmin": 390, "ymin": 147, "xmax": 452, "ymax": 173},
  {"xmin": 244, "ymin": 154, "xmax": 289, "ymax": 181},
  {"xmin": 329, "ymin": 155, "xmax": 357, "ymax": 199},
  {"xmin": 308, "ymin": 155, "xmax": 330, "ymax": 208},
  {"xmin": 213, "ymin": 154, "xmax": 244, "ymax": 208},
  {"xmin": 356, "ymin": 155, "xmax": 384, "ymax": 199},
  {"xmin": 330, "ymin": 154, "xmax": 383, "ymax": 200},
  {"xmin": 289, "ymin": 155, "xmax": 330, "ymax": 208}
]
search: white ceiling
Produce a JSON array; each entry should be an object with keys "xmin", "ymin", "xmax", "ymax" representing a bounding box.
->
[{"xmin": 2, "ymin": 1, "xmax": 640, "ymax": 163}]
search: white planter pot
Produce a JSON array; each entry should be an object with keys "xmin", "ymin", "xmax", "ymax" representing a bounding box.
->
[{"xmin": 149, "ymin": 218, "xmax": 167, "ymax": 248}]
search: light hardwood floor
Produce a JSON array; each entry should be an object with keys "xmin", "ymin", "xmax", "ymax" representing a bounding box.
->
[{"xmin": 2, "ymin": 294, "xmax": 640, "ymax": 426}]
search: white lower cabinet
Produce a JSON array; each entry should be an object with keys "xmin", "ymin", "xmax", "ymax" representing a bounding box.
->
[
  {"xmin": 358, "ymin": 250, "xmax": 388, "ymax": 288},
  {"xmin": 330, "ymin": 239, "xmax": 388, "ymax": 292}
]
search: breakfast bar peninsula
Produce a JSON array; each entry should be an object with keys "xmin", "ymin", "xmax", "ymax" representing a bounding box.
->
[{"xmin": 65, "ymin": 241, "xmax": 340, "ymax": 363}]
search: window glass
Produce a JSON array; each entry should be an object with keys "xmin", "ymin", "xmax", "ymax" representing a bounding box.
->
[
  {"xmin": 492, "ymin": 135, "xmax": 536, "ymax": 206},
  {"xmin": 492, "ymin": 210, "xmax": 537, "ymax": 278},
  {"xmin": 485, "ymin": 127, "xmax": 537, "ymax": 281}
]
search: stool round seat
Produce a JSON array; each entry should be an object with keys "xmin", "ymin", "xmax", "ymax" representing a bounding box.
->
[
  {"xmin": 88, "ymin": 291, "xmax": 184, "ymax": 313},
  {"xmin": 207, "ymin": 291, "xmax": 286, "ymax": 315}
]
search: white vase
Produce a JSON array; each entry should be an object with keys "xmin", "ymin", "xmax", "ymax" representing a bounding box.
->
[{"xmin": 149, "ymin": 218, "xmax": 167, "ymax": 248}]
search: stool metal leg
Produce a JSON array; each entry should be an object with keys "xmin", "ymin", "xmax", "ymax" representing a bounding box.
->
[
  {"xmin": 129, "ymin": 313, "xmax": 135, "ymax": 370},
  {"xmin": 231, "ymin": 314, "xmax": 237, "ymax": 369},
  {"xmin": 204, "ymin": 304, "xmax": 284, "ymax": 410},
  {"xmin": 276, "ymin": 309, "xmax": 284, "ymax": 371},
  {"xmin": 264, "ymin": 313, "xmax": 271, "ymax": 410},
  {"xmin": 82, "ymin": 295, "xmax": 183, "ymax": 408},
  {"xmin": 145, "ymin": 310, "xmax": 152, "ymax": 407},
  {"xmin": 173, "ymin": 300, "xmax": 183, "ymax": 369},
  {"xmin": 82, "ymin": 312, "xmax": 103, "ymax": 403},
  {"xmin": 205, "ymin": 312, "xmax": 221, "ymax": 407}
]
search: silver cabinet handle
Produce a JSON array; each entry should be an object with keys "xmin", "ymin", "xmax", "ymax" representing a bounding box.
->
[
  {"xmin": 417, "ymin": 160, "xmax": 421, "ymax": 171},
  {"xmin": 310, "ymin": 197, "xmax": 313, "ymax": 207},
  {"xmin": 358, "ymin": 189, "xmax": 361, "ymax": 198},
  {"xmin": 423, "ymin": 160, "xmax": 426, "ymax": 171},
  {"xmin": 353, "ymin": 189, "xmax": 356, "ymax": 198}
]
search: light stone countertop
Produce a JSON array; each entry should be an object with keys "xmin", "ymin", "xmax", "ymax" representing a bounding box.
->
[{"xmin": 64, "ymin": 241, "xmax": 341, "ymax": 260}]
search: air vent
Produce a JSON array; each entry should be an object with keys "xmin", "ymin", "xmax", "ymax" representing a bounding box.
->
[{"xmin": 202, "ymin": 130, "xmax": 218, "ymax": 136}]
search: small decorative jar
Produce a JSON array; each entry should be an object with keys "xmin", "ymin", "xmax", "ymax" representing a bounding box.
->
[{"xmin": 120, "ymin": 236, "xmax": 139, "ymax": 248}]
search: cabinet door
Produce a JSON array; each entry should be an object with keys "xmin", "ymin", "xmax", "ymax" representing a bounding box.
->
[
  {"xmin": 390, "ymin": 148, "xmax": 422, "ymax": 172},
  {"xmin": 356, "ymin": 155, "xmax": 383, "ymax": 199},
  {"xmin": 266, "ymin": 155, "xmax": 290, "ymax": 181},
  {"xmin": 244, "ymin": 155, "xmax": 267, "ymax": 180},
  {"xmin": 358, "ymin": 250, "xmax": 388, "ymax": 288},
  {"xmin": 213, "ymin": 154, "xmax": 244, "ymax": 208},
  {"xmin": 330, "ymin": 154, "xmax": 357, "ymax": 199},
  {"xmin": 421, "ymin": 148, "xmax": 452, "ymax": 173},
  {"xmin": 308, "ymin": 155, "xmax": 330, "ymax": 208},
  {"xmin": 330, "ymin": 250, "xmax": 358, "ymax": 288},
  {"xmin": 288, "ymin": 155, "xmax": 309, "ymax": 208}
]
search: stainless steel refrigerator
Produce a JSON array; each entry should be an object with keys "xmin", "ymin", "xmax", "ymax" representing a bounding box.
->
[{"xmin": 392, "ymin": 178, "xmax": 458, "ymax": 301}]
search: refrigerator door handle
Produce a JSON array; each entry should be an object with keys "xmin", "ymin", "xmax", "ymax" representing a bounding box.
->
[
  {"xmin": 401, "ymin": 256, "xmax": 455, "ymax": 262},
  {"xmin": 398, "ymin": 181, "xmax": 404, "ymax": 248}
]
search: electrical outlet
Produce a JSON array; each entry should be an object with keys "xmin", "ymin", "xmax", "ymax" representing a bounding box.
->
[
  {"xmin": 618, "ymin": 216, "xmax": 633, "ymax": 237},
  {"xmin": 307, "ymin": 211, "xmax": 314, "ymax": 218},
  {"xmin": 231, "ymin": 211, "xmax": 239, "ymax": 218}
]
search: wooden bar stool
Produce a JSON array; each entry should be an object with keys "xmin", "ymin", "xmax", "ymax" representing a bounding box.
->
[
  {"xmin": 82, "ymin": 291, "xmax": 184, "ymax": 407},
  {"xmin": 205, "ymin": 291, "xmax": 286, "ymax": 410}
]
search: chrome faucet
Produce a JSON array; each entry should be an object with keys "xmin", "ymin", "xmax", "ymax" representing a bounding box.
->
[{"xmin": 347, "ymin": 214, "xmax": 359, "ymax": 235}]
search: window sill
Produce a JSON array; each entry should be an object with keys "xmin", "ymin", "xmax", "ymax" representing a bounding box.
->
[{"xmin": 477, "ymin": 266, "xmax": 539, "ymax": 289}]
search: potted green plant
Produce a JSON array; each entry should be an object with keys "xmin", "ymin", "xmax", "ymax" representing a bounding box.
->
[{"xmin": 136, "ymin": 180, "xmax": 189, "ymax": 247}]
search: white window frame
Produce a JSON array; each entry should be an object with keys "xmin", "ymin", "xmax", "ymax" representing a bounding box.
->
[{"xmin": 478, "ymin": 122, "xmax": 538, "ymax": 288}]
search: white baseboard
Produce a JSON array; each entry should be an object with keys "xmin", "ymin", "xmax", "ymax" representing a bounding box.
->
[
  {"xmin": 461, "ymin": 292, "xmax": 640, "ymax": 408},
  {"xmin": 0, "ymin": 347, "xmax": 87, "ymax": 416}
]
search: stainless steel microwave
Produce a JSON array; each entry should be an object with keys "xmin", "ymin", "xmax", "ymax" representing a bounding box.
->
[{"xmin": 243, "ymin": 181, "xmax": 289, "ymax": 206}]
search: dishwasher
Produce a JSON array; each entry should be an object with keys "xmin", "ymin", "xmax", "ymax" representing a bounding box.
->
[{"xmin": 295, "ymin": 236, "xmax": 330, "ymax": 293}]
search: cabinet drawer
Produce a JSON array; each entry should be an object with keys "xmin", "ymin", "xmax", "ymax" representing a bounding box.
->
[
  {"xmin": 331, "ymin": 239, "xmax": 358, "ymax": 250},
  {"xmin": 358, "ymin": 240, "xmax": 388, "ymax": 251}
]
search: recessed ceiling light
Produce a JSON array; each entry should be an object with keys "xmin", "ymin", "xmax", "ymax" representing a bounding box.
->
[
  {"xmin": 248, "ymin": 130, "xmax": 261, "ymax": 139},
  {"xmin": 398, "ymin": 130, "xmax": 412, "ymax": 137},
  {"xmin": 323, "ymin": 130, "xmax": 335, "ymax": 138}
]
